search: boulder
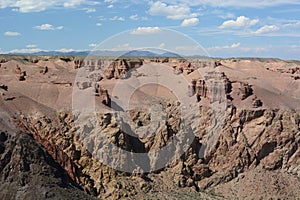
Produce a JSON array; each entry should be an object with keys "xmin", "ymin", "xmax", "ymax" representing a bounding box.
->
[
  {"xmin": 40, "ymin": 66, "xmax": 48, "ymax": 74},
  {"xmin": 76, "ymin": 81, "xmax": 92, "ymax": 90},
  {"xmin": 0, "ymin": 84, "xmax": 8, "ymax": 91}
]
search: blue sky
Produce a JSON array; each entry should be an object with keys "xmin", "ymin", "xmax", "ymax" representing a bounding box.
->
[{"xmin": 1, "ymin": 0, "xmax": 300, "ymax": 59}]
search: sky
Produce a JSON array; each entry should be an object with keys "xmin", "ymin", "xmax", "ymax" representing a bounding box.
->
[{"xmin": 0, "ymin": 0, "xmax": 300, "ymax": 59}]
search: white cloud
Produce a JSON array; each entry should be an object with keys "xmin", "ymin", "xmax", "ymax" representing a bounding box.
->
[
  {"xmin": 107, "ymin": 4, "xmax": 113, "ymax": 8},
  {"xmin": 85, "ymin": 8, "xmax": 96, "ymax": 13},
  {"xmin": 208, "ymin": 42, "xmax": 241, "ymax": 51},
  {"xmin": 160, "ymin": 0, "xmax": 300, "ymax": 8},
  {"xmin": 34, "ymin": 24, "xmax": 64, "ymax": 30},
  {"xmin": 109, "ymin": 16, "xmax": 124, "ymax": 21},
  {"xmin": 129, "ymin": 14, "xmax": 148, "ymax": 21},
  {"xmin": 219, "ymin": 13, "xmax": 235, "ymax": 19},
  {"xmin": 96, "ymin": 23, "xmax": 102, "ymax": 26},
  {"xmin": 131, "ymin": 27, "xmax": 162, "ymax": 35},
  {"xmin": 89, "ymin": 43, "xmax": 97, "ymax": 47},
  {"xmin": 104, "ymin": 0, "xmax": 117, "ymax": 3},
  {"xmin": 26, "ymin": 44, "xmax": 37, "ymax": 48},
  {"xmin": 8, "ymin": 47, "xmax": 89, "ymax": 54},
  {"xmin": 56, "ymin": 48, "xmax": 75, "ymax": 53},
  {"xmin": 231, "ymin": 43, "xmax": 241, "ymax": 48},
  {"xmin": 210, "ymin": 10, "xmax": 235, "ymax": 19},
  {"xmin": 130, "ymin": 14, "xmax": 138, "ymax": 20},
  {"xmin": 98, "ymin": 16, "xmax": 106, "ymax": 21},
  {"xmin": 1, "ymin": 0, "xmax": 300, "ymax": 13},
  {"xmin": 56, "ymin": 26, "xmax": 64, "ymax": 30},
  {"xmin": 63, "ymin": 0, "xmax": 86, "ymax": 8},
  {"xmin": 4, "ymin": 31, "xmax": 21, "ymax": 36},
  {"xmin": 9, "ymin": 48, "xmax": 42, "ymax": 53},
  {"xmin": 149, "ymin": 1, "xmax": 197, "ymax": 20},
  {"xmin": 254, "ymin": 25, "xmax": 279, "ymax": 34},
  {"xmin": 0, "ymin": 0, "xmax": 99, "ymax": 13},
  {"xmin": 159, "ymin": 43, "xmax": 166, "ymax": 49},
  {"xmin": 181, "ymin": 18, "xmax": 199, "ymax": 27},
  {"xmin": 283, "ymin": 21, "xmax": 300, "ymax": 28},
  {"xmin": 219, "ymin": 16, "xmax": 259, "ymax": 29}
]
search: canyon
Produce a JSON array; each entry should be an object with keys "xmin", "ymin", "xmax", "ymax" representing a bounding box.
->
[{"xmin": 0, "ymin": 55, "xmax": 299, "ymax": 199}]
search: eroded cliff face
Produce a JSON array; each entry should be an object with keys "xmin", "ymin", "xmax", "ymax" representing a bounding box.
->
[
  {"xmin": 11, "ymin": 106, "xmax": 300, "ymax": 199},
  {"xmin": 0, "ymin": 56, "xmax": 300, "ymax": 199},
  {"xmin": 0, "ymin": 129, "xmax": 97, "ymax": 200}
]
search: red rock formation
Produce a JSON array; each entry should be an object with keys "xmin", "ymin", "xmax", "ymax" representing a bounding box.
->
[
  {"xmin": 252, "ymin": 96, "xmax": 263, "ymax": 108},
  {"xmin": 196, "ymin": 80, "xmax": 208, "ymax": 98},
  {"xmin": 238, "ymin": 82, "xmax": 253, "ymax": 100},
  {"xmin": 104, "ymin": 59, "xmax": 142, "ymax": 79},
  {"xmin": 74, "ymin": 59, "xmax": 84, "ymax": 69},
  {"xmin": 95, "ymin": 84, "xmax": 111, "ymax": 107},
  {"xmin": 172, "ymin": 60, "xmax": 195, "ymax": 75},
  {"xmin": 14, "ymin": 118, "xmax": 80, "ymax": 185},
  {"xmin": 15, "ymin": 65, "xmax": 26, "ymax": 81}
]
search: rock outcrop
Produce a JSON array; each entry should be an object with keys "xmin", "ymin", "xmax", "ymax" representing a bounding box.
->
[
  {"xmin": 188, "ymin": 79, "xmax": 208, "ymax": 101},
  {"xmin": 252, "ymin": 96, "xmax": 263, "ymax": 108},
  {"xmin": 189, "ymin": 72, "xmax": 231, "ymax": 103},
  {"xmin": 95, "ymin": 83, "xmax": 111, "ymax": 107},
  {"xmin": 0, "ymin": 58, "xmax": 8, "ymax": 63},
  {"xmin": 40, "ymin": 66, "xmax": 48, "ymax": 74},
  {"xmin": 77, "ymin": 81, "xmax": 92, "ymax": 90},
  {"xmin": 0, "ymin": 129, "xmax": 97, "ymax": 200},
  {"xmin": 15, "ymin": 65, "xmax": 26, "ymax": 81},
  {"xmin": 0, "ymin": 83, "xmax": 8, "ymax": 91},
  {"xmin": 74, "ymin": 59, "xmax": 84, "ymax": 69},
  {"xmin": 238, "ymin": 82, "xmax": 253, "ymax": 100},
  {"xmin": 172, "ymin": 60, "xmax": 195, "ymax": 75},
  {"xmin": 104, "ymin": 59, "xmax": 143, "ymax": 79},
  {"xmin": 11, "ymin": 105, "xmax": 300, "ymax": 199}
]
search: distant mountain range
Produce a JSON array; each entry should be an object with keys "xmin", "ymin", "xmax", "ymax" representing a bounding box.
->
[{"xmin": 8, "ymin": 50, "xmax": 199, "ymax": 58}]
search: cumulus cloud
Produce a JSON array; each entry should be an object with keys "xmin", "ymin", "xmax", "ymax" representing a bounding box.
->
[
  {"xmin": 149, "ymin": 1, "xmax": 197, "ymax": 20},
  {"xmin": 0, "ymin": 0, "xmax": 98, "ymax": 13},
  {"xmin": 34, "ymin": 24, "xmax": 64, "ymax": 30},
  {"xmin": 181, "ymin": 18, "xmax": 199, "ymax": 27},
  {"xmin": 219, "ymin": 16, "xmax": 259, "ymax": 29},
  {"xmin": 254, "ymin": 25, "xmax": 279, "ymax": 34},
  {"xmin": 4, "ymin": 31, "xmax": 21, "ymax": 36},
  {"xmin": 107, "ymin": 4, "xmax": 113, "ymax": 8},
  {"xmin": 131, "ymin": 27, "xmax": 162, "ymax": 35}
]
